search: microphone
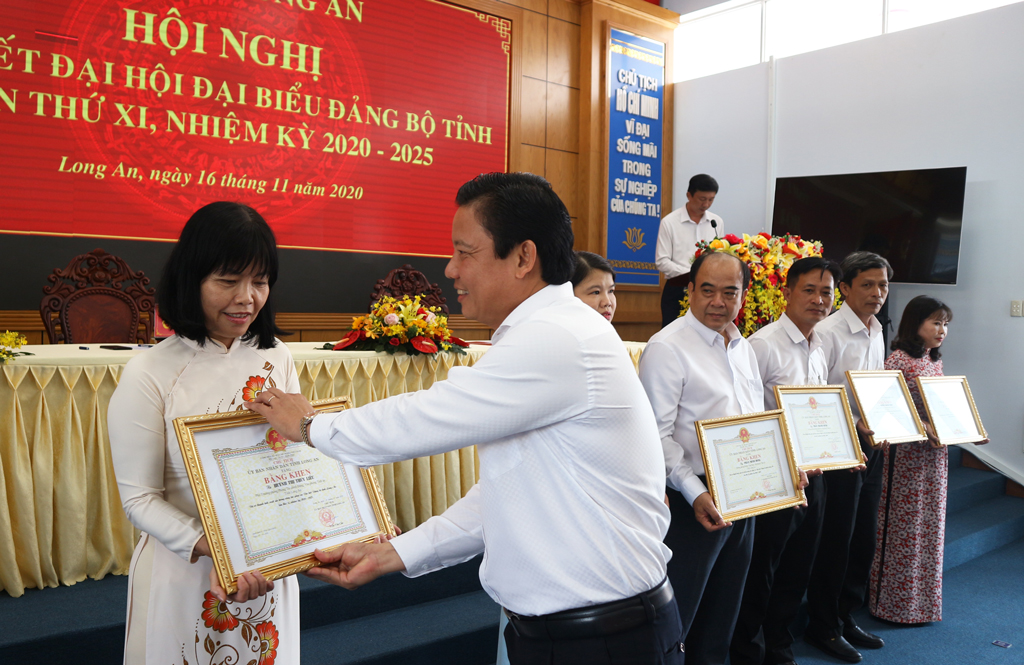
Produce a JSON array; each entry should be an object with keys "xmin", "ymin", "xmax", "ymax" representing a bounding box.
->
[{"xmin": 710, "ymin": 218, "xmax": 719, "ymax": 238}]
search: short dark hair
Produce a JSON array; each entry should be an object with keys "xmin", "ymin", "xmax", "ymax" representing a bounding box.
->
[
  {"xmin": 687, "ymin": 174, "xmax": 719, "ymax": 195},
  {"xmin": 571, "ymin": 251, "xmax": 616, "ymax": 288},
  {"xmin": 689, "ymin": 250, "xmax": 750, "ymax": 290},
  {"xmin": 157, "ymin": 201, "xmax": 286, "ymax": 349},
  {"xmin": 839, "ymin": 251, "xmax": 893, "ymax": 285},
  {"xmin": 786, "ymin": 256, "xmax": 842, "ymax": 289},
  {"xmin": 892, "ymin": 295, "xmax": 952, "ymax": 361},
  {"xmin": 455, "ymin": 173, "xmax": 575, "ymax": 285}
]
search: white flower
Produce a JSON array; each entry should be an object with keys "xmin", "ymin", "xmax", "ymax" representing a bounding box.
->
[
  {"xmin": 424, "ymin": 312, "xmax": 436, "ymax": 323},
  {"xmin": 384, "ymin": 313, "xmax": 400, "ymax": 325}
]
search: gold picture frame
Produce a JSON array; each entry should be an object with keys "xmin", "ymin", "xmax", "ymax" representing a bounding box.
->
[
  {"xmin": 916, "ymin": 376, "xmax": 988, "ymax": 445},
  {"xmin": 175, "ymin": 397, "xmax": 394, "ymax": 595},
  {"xmin": 695, "ymin": 409, "xmax": 805, "ymax": 522},
  {"xmin": 846, "ymin": 370, "xmax": 927, "ymax": 447},
  {"xmin": 774, "ymin": 385, "xmax": 866, "ymax": 471}
]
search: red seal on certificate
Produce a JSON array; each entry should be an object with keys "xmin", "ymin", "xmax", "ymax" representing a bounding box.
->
[
  {"xmin": 808, "ymin": 397, "xmax": 818, "ymax": 409},
  {"xmin": 319, "ymin": 509, "xmax": 336, "ymax": 527},
  {"xmin": 266, "ymin": 428, "xmax": 289, "ymax": 453},
  {"xmin": 739, "ymin": 428, "xmax": 751, "ymax": 443}
]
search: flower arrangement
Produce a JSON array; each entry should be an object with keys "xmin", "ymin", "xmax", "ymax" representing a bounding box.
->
[
  {"xmin": 678, "ymin": 232, "xmax": 826, "ymax": 337},
  {"xmin": 325, "ymin": 294, "xmax": 469, "ymax": 356},
  {"xmin": 1, "ymin": 330, "xmax": 30, "ymax": 364}
]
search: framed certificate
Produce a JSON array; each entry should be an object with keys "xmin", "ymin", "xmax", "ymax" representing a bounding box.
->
[
  {"xmin": 695, "ymin": 410, "xmax": 805, "ymax": 522},
  {"xmin": 916, "ymin": 376, "xmax": 988, "ymax": 445},
  {"xmin": 174, "ymin": 397, "xmax": 395, "ymax": 595},
  {"xmin": 774, "ymin": 385, "xmax": 866, "ymax": 471},
  {"xmin": 846, "ymin": 370, "xmax": 927, "ymax": 447}
]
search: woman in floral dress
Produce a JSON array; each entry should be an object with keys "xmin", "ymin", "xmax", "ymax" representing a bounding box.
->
[
  {"xmin": 869, "ymin": 295, "xmax": 979, "ymax": 623},
  {"xmin": 109, "ymin": 202, "xmax": 300, "ymax": 665}
]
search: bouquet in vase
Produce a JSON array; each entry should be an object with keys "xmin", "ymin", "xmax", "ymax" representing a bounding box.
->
[{"xmin": 325, "ymin": 294, "xmax": 469, "ymax": 356}]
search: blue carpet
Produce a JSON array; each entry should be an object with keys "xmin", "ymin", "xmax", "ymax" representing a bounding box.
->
[
  {"xmin": 790, "ymin": 537, "xmax": 1024, "ymax": 665},
  {"xmin": 0, "ymin": 574, "xmax": 127, "ymax": 663}
]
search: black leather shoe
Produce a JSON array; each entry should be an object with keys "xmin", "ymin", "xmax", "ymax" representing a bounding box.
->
[
  {"xmin": 844, "ymin": 624, "xmax": 885, "ymax": 649},
  {"xmin": 805, "ymin": 632, "xmax": 863, "ymax": 663}
]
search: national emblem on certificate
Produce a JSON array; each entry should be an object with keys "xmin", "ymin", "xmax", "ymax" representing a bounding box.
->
[
  {"xmin": 174, "ymin": 397, "xmax": 394, "ymax": 594},
  {"xmin": 774, "ymin": 385, "xmax": 865, "ymax": 471},
  {"xmin": 695, "ymin": 410, "xmax": 805, "ymax": 521}
]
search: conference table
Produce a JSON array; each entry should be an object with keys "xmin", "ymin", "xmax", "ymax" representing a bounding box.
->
[{"xmin": 0, "ymin": 339, "xmax": 646, "ymax": 597}]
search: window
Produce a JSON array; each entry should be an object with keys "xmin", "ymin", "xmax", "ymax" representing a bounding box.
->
[
  {"xmin": 676, "ymin": 3, "xmax": 763, "ymax": 81},
  {"xmin": 887, "ymin": 0, "xmax": 1021, "ymax": 33},
  {"xmin": 765, "ymin": 0, "xmax": 881, "ymax": 59},
  {"xmin": 674, "ymin": 0, "xmax": 1024, "ymax": 82}
]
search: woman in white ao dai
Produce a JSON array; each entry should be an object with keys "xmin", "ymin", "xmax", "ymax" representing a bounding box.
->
[{"xmin": 109, "ymin": 202, "xmax": 300, "ymax": 665}]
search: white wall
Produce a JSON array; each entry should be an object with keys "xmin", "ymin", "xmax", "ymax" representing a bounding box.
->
[
  {"xmin": 674, "ymin": 2, "xmax": 1024, "ymax": 481},
  {"xmin": 673, "ymin": 62, "xmax": 770, "ymax": 238}
]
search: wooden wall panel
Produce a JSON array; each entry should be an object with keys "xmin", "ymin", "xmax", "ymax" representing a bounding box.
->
[
  {"xmin": 547, "ymin": 84, "xmax": 580, "ymax": 152},
  {"xmin": 550, "ymin": 0, "xmax": 582, "ymax": 24},
  {"xmin": 549, "ymin": 20, "xmax": 581, "ymax": 87},
  {"xmin": 546, "ymin": 151, "xmax": 580, "ymax": 219},
  {"xmin": 521, "ymin": 77, "xmax": 549, "ymax": 145}
]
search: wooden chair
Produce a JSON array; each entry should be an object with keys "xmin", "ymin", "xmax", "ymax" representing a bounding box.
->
[
  {"xmin": 40, "ymin": 248, "xmax": 156, "ymax": 344},
  {"xmin": 370, "ymin": 264, "xmax": 449, "ymax": 315}
]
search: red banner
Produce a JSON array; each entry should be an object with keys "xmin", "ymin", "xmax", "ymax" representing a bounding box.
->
[{"xmin": 0, "ymin": 0, "xmax": 510, "ymax": 257}]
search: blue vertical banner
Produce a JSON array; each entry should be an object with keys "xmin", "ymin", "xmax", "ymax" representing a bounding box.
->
[{"xmin": 606, "ymin": 29, "xmax": 665, "ymax": 286}]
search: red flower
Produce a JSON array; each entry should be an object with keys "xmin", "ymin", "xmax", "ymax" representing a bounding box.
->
[
  {"xmin": 447, "ymin": 336, "xmax": 470, "ymax": 347},
  {"xmin": 333, "ymin": 330, "xmax": 363, "ymax": 350},
  {"xmin": 694, "ymin": 249, "xmax": 703, "ymax": 257},
  {"xmin": 759, "ymin": 232, "xmax": 771, "ymax": 239},
  {"xmin": 256, "ymin": 621, "xmax": 279, "ymax": 665},
  {"xmin": 411, "ymin": 336, "xmax": 438, "ymax": 353},
  {"xmin": 782, "ymin": 244, "xmax": 802, "ymax": 257},
  {"xmin": 201, "ymin": 591, "xmax": 239, "ymax": 633},
  {"xmin": 242, "ymin": 376, "xmax": 266, "ymax": 402},
  {"xmin": 768, "ymin": 273, "xmax": 779, "ymax": 286},
  {"xmin": 389, "ymin": 337, "xmax": 401, "ymax": 346},
  {"xmin": 724, "ymin": 233, "xmax": 743, "ymax": 245}
]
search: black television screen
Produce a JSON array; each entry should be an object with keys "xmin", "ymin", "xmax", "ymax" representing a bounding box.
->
[{"xmin": 772, "ymin": 167, "xmax": 967, "ymax": 284}]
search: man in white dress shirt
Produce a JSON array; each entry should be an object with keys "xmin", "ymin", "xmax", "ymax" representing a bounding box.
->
[
  {"xmin": 731, "ymin": 257, "xmax": 846, "ymax": 665},
  {"xmin": 249, "ymin": 173, "xmax": 683, "ymax": 665},
  {"xmin": 805, "ymin": 252, "xmax": 893, "ymax": 664},
  {"xmin": 655, "ymin": 174, "xmax": 722, "ymax": 327},
  {"xmin": 638, "ymin": 250, "xmax": 760, "ymax": 665}
]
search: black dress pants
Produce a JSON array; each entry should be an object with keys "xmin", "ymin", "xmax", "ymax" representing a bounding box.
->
[
  {"xmin": 666, "ymin": 485, "xmax": 754, "ymax": 665},
  {"xmin": 503, "ymin": 596, "xmax": 685, "ymax": 665},
  {"xmin": 730, "ymin": 474, "xmax": 826, "ymax": 665},
  {"xmin": 806, "ymin": 441, "xmax": 884, "ymax": 638},
  {"xmin": 661, "ymin": 280, "xmax": 689, "ymax": 328}
]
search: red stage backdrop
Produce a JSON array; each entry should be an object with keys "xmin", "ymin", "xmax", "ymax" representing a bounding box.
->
[{"xmin": 0, "ymin": 0, "xmax": 510, "ymax": 257}]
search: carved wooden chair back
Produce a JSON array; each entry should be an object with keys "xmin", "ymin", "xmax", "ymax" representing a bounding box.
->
[
  {"xmin": 370, "ymin": 264, "xmax": 449, "ymax": 315},
  {"xmin": 40, "ymin": 248, "xmax": 156, "ymax": 344}
]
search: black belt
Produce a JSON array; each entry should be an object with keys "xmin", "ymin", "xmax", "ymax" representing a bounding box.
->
[{"xmin": 504, "ymin": 578, "xmax": 674, "ymax": 641}]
